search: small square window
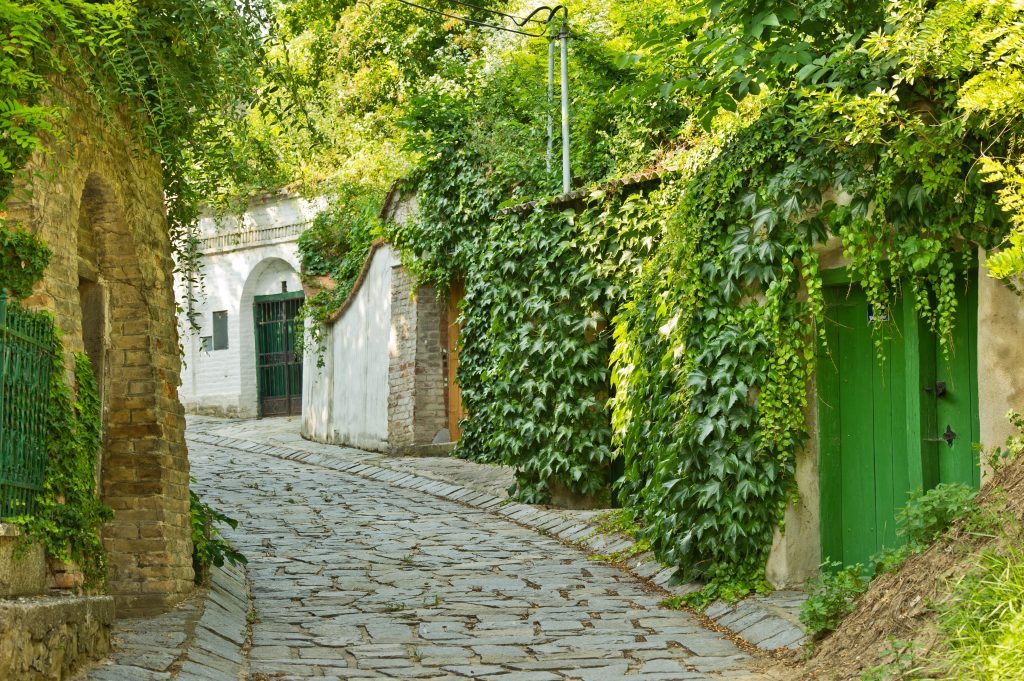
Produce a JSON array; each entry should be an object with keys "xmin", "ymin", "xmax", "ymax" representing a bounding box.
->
[
  {"xmin": 212, "ymin": 311, "xmax": 228, "ymax": 350},
  {"xmin": 200, "ymin": 336, "xmax": 213, "ymax": 352}
]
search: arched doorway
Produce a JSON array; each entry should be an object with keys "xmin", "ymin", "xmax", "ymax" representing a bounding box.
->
[{"xmin": 239, "ymin": 258, "xmax": 303, "ymax": 417}]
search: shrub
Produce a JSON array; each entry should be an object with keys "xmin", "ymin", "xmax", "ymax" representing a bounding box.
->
[
  {"xmin": 800, "ymin": 561, "xmax": 869, "ymax": 638},
  {"xmin": 190, "ymin": 487, "xmax": 247, "ymax": 584},
  {"xmin": 897, "ymin": 483, "xmax": 977, "ymax": 545}
]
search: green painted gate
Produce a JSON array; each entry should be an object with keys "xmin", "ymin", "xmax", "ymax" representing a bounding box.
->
[
  {"xmin": 0, "ymin": 293, "xmax": 53, "ymax": 518},
  {"xmin": 254, "ymin": 292, "xmax": 304, "ymax": 417},
  {"xmin": 817, "ymin": 273, "xmax": 980, "ymax": 568}
]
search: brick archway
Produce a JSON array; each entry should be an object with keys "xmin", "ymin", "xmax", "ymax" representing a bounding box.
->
[
  {"xmin": 8, "ymin": 80, "xmax": 193, "ymax": 616},
  {"xmin": 75, "ymin": 174, "xmax": 193, "ymax": 613}
]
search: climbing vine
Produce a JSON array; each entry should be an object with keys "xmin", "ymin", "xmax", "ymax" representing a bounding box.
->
[
  {"xmin": 2, "ymin": 226, "xmax": 111, "ymax": 585},
  {"xmin": 0, "ymin": 0, "xmax": 279, "ymax": 264},
  {"xmin": 384, "ymin": 0, "xmax": 1019, "ymax": 600},
  {"xmin": 295, "ymin": 190, "xmax": 384, "ymax": 360},
  {"xmin": 0, "ymin": 225, "xmax": 50, "ymax": 299},
  {"xmin": 456, "ymin": 194, "xmax": 660, "ymax": 502}
]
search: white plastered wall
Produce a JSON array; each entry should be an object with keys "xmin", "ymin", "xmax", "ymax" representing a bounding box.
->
[{"xmin": 302, "ymin": 245, "xmax": 398, "ymax": 450}]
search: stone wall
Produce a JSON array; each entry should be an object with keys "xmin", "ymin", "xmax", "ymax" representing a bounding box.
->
[
  {"xmin": 0, "ymin": 526, "xmax": 46, "ymax": 598},
  {"xmin": 977, "ymin": 250, "xmax": 1024, "ymax": 476},
  {"xmin": 6, "ymin": 76, "xmax": 193, "ymax": 614},
  {"xmin": 301, "ymin": 238, "xmax": 451, "ymax": 454},
  {"xmin": 0, "ymin": 595, "xmax": 114, "ymax": 680},
  {"xmin": 302, "ymin": 244, "xmax": 396, "ymax": 450}
]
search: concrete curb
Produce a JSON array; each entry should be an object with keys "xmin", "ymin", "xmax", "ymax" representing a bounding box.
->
[{"xmin": 187, "ymin": 431, "xmax": 807, "ymax": 652}]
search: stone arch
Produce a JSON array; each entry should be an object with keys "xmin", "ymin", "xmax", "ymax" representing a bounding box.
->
[{"xmin": 238, "ymin": 257, "xmax": 302, "ymax": 416}]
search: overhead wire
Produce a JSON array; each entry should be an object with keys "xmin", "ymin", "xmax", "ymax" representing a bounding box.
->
[
  {"xmin": 393, "ymin": 0, "xmax": 548, "ymax": 37},
  {"xmin": 441, "ymin": 0, "xmax": 547, "ymax": 27},
  {"xmin": 393, "ymin": 1, "xmax": 568, "ymax": 38}
]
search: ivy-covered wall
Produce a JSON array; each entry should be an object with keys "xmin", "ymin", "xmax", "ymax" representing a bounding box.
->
[{"xmin": 373, "ymin": 0, "xmax": 1024, "ymax": 601}]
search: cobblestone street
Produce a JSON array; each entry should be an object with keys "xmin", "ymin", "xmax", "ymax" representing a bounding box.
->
[{"xmin": 188, "ymin": 433, "xmax": 778, "ymax": 681}]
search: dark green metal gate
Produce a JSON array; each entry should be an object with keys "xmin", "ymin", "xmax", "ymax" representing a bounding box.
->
[
  {"xmin": 254, "ymin": 292, "xmax": 303, "ymax": 417},
  {"xmin": 0, "ymin": 293, "xmax": 53, "ymax": 518}
]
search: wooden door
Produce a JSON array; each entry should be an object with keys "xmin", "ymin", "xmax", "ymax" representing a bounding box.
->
[
  {"xmin": 819, "ymin": 285, "xmax": 912, "ymax": 567},
  {"xmin": 932, "ymin": 280, "xmax": 981, "ymax": 489},
  {"xmin": 818, "ymin": 277, "xmax": 980, "ymax": 568},
  {"xmin": 447, "ymin": 278, "xmax": 465, "ymax": 441}
]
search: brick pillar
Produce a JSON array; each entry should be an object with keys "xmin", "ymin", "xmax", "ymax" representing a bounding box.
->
[{"xmin": 387, "ymin": 266, "xmax": 450, "ymax": 453}]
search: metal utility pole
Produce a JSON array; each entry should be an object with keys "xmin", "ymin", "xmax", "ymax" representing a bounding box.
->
[
  {"xmin": 558, "ymin": 22, "xmax": 570, "ymax": 194},
  {"xmin": 547, "ymin": 40, "xmax": 554, "ymax": 176},
  {"xmin": 396, "ymin": 1, "xmax": 571, "ymax": 192}
]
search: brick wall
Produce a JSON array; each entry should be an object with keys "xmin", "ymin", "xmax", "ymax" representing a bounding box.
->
[
  {"xmin": 8, "ymin": 77, "xmax": 193, "ymax": 614},
  {"xmin": 388, "ymin": 267, "xmax": 417, "ymax": 449},
  {"xmin": 387, "ymin": 266, "xmax": 449, "ymax": 452}
]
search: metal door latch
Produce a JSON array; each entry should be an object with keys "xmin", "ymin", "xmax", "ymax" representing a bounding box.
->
[
  {"xmin": 923, "ymin": 381, "xmax": 947, "ymax": 397},
  {"xmin": 925, "ymin": 424, "xmax": 958, "ymax": 448}
]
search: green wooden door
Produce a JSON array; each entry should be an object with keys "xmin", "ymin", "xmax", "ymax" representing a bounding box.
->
[
  {"xmin": 819, "ymin": 286, "xmax": 912, "ymax": 567},
  {"xmin": 932, "ymin": 281, "xmax": 981, "ymax": 489},
  {"xmin": 254, "ymin": 292, "xmax": 304, "ymax": 417},
  {"xmin": 818, "ymin": 276, "xmax": 979, "ymax": 568}
]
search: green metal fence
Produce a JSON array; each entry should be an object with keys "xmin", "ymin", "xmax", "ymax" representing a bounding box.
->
[{"xmin": 0, "ymin": 292, "xmax": 53, "ymax": 519}]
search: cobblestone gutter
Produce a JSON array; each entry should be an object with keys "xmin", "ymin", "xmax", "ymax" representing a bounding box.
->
[
  {"xmin": 186, "ymin": 417, "xmax": 807, "ymax": 654},
  {"xmin": 82, "ymin": 562, "xmax": 249, "ymax": 681}
]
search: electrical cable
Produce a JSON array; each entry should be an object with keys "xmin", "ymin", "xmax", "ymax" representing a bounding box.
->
[
  {"xmin": 394, "ymin": 0, "xmax": 548, "ymax": 36},
  {"xmin": 394, "ymin": 1, "xmax": 568, "ymax": 38},
  {"xmin": 441, "ymin": 0, "xmax": 546, "ymax": 26}
]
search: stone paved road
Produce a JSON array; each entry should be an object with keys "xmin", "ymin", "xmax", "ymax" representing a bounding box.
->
[{"xmin": 190, "ymin": 439, "xmax": 774, "ymax": 680}]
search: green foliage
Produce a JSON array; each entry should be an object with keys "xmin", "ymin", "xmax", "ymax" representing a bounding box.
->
[
  {"xmin": 988, "ymin": 411, "xmax": 1024, "ymax": 472},
  {"xmin": 938, "ymin": 547, "xmax": 1024, "ymax": 680},
  {"xmin": 15, "ymin": 346, "xmax": 112, "ymax": 587},
  {"xmin": 800, "ymin": 482, "xmax": 977, "ymax": 638},
  {"xmin": 190, "ymin": 486, "xmax": 246, "ymax": 584},
  {"xmin": 263, "ymin": 0, "xmax": 1024, "ymax": 603},
  {"xmin": 0, "ymin": 0, "xmax": 280, "ymax": 275},
  {"xmin": 611, "ymin": 110, "xmax": 827, "ymax": 597},
  {"xmin": 800, "ymin": 561, "xmax": 869, "ymax": 638},
  {"xmin": 381, "ymin": 0, "xmax": 1017, "ymax": 601},
  {"xmin": 870, "ymin": 543, "xmax": 918, "ymax": 577},
  {"xmin": 456, "ymin": 195, "xmax": 659, "ymax": 502},
  {"xmin": 860, "ymin": 639, "xmax": 923, "ymax": 681},
  {"xmin": 878, "ymin": 0, "xmax": 1024, "ymax": 283},
  {"xmin": 0, "ymin": 224, "xmax": 50, "ymax": 299},
  {"xmin": 896, "ymin": 484, "xmax": 978, "ymax": 546},
  {"xmin": 296, "ymin": 190, "xmax": 383, "ymax": 361}
]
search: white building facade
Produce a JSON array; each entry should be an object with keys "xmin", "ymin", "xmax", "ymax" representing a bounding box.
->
[{"xmin": 174, "ymin": 191, "xmax": 323, "ymax": 417}]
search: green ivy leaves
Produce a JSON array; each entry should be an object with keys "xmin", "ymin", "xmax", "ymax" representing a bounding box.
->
[
  {"xmin": 15, "ymin": 341, "xmax": 112, "ymax": 587},
  {"xmin": 457, "ymin": 199, "xmax": 658, "ymax": 502},
  {"xmin": 0, "ymin": 225, "xmax": 51, "ymax": 299}
]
